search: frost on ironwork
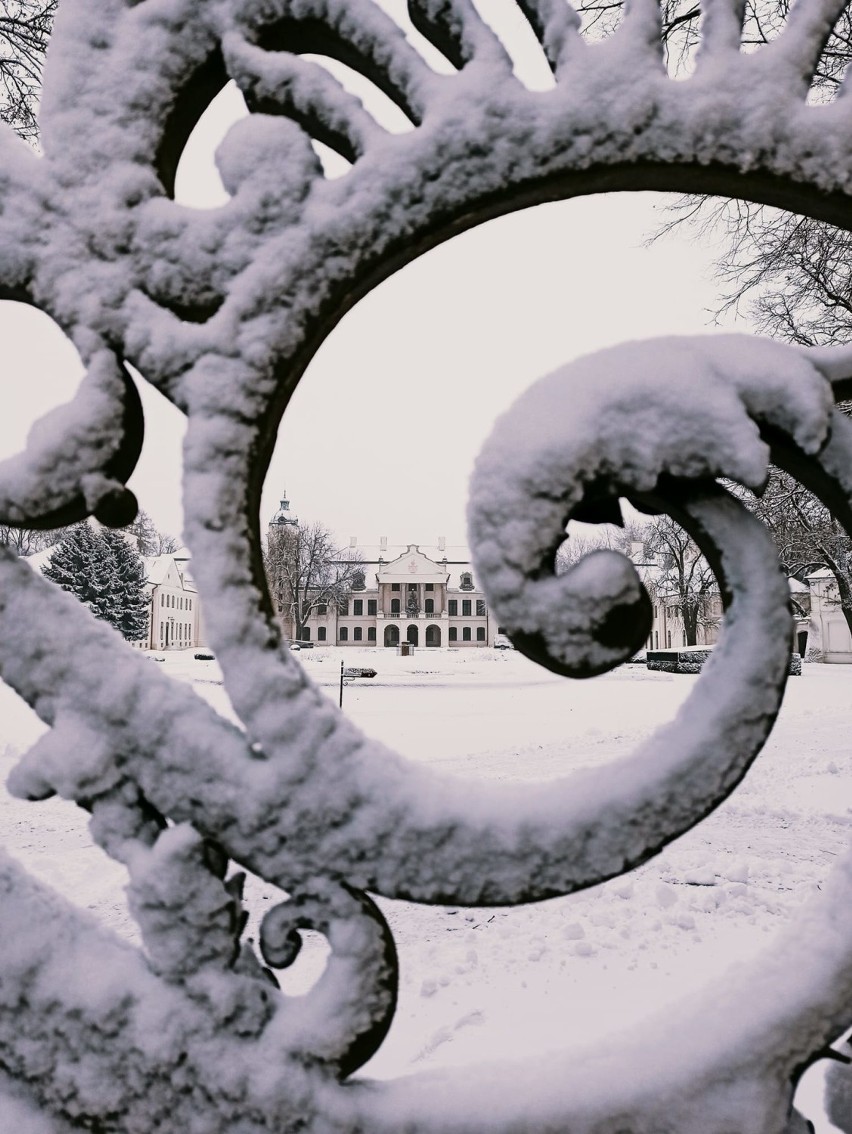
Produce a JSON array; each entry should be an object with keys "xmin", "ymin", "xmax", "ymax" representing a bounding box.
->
[{"xmin": 1, "ymin": 0, "xmax": 852, "ymax": 1130}]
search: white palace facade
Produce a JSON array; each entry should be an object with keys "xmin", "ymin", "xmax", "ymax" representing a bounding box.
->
[{"xmin": 270, "ymin": 498, "xmax": 496, "ymax": 649}]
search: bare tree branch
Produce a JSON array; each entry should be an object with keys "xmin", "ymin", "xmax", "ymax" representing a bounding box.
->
[{"xmin": 0, "ymin": 1, "xmax": 55, "ymax": 143}]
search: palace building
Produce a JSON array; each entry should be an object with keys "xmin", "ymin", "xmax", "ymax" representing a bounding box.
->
[{"xmin": 269, "ymin": 496, "xmax": 496, "ymax": 648}]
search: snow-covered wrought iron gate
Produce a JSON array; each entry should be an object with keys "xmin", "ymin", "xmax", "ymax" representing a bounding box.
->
[{"xmin": 2, "ymin": 0, "xmax": 852, "ymax": 1130}]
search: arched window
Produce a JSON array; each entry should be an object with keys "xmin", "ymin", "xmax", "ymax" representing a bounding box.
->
[
  {"xmin": 449, "ymin": 627, "xmax": 457, "ymax": 642},
  {"xmin": 354, "ymin": 627, "xmax": 362, "ymax": 641},
  {"xmin": 317, "ymin": 626, "xmax": 327, "ymax": 641},
  {"xmin": 384, "ymin": 625, "xmax": 399, "ymax": 647},
  {"xmin": 476, "ymin": 627, "xmax": 485, "ymax": 641},
  {"xmin": 426, "ymin": 625, "xmax": 440, "ymax": 647},
  {"xmin": 463, "ymin": 627, "xmax": 471, "ymax": 641},
  {"xmin": 339, "ymin": 627, "xmax": 349, "ymax": 642},
  {"xmin": 368, "ymin": 627, "xmax": 376, "ymax": 642},
  {"xmin": 407, "ymin": 625, "xmax": 419, "ymax": 646}
]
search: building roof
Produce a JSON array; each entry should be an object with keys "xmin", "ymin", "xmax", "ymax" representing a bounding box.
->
[
  {"xmin": 143, "ymin": 554, "xmax": 197, "ymax": 592},
  {"xmin": 337, "ymin": 542, "xmax": 482, "ymax": 591},
  {"xmin": 340, "ymin": 540, "xmax": 472, "ymax": 563},
  {"xmin": 25, "ymin": 547, "xmax": 53, "ymax": 572}
]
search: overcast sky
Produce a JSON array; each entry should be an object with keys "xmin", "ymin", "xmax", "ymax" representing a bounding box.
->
[{"xmin": 0, "ymin": 0, "xmax": 749, "ymax": 549}]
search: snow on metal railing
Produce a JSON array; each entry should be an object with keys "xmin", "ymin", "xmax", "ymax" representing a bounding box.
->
[{"xmin": 0, "ymin": 0, "xmax": 852, "ymax": 1130}]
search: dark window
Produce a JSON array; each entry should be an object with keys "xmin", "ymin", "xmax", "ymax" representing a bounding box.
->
[
  {"xmin": 316, "ymin": 604, "xmax": 327, "ymax": 615},
  {"xmin": 425, "ymin": 599, "xmax": 434, "ymax": 613},
  {"xmin": 476, "ymin": 599, "xmax": 486, "ymax": 617},
  {"xmin": 463, "ymin": 627, "xmax": 472, "ymax": 641},
  {"xmin": 667, "ymin": 631, "xmax": 672, "ymax": 647},
  {"xmin": 391, "ymin": 583, "xmax": 400, "ymax": 591},
  {"xmin": 425, "ymin": 583, "xmax": 434, "ymax": 591},
  {"xmin": 354, "ymin": 627, "xmax": 363, "ymax": 641},
  {"xmin": 317, "ymin": 626, "xmax": 327, "ymax": 641},
  {"xmin": 368, "ymin": 599, "xmax": 377, "ymax": 615},
  {"xmin": 302, "ymin": 627, "xmax": 311, "ymax": 641},
  {"xmin": 391, "ymin": 599, "xmax": 400, "ymax": 614},
  {"xmin": 368, "ymin": 627, "xmax": 376, "ymax": 641},
  {"xmin": 339, "ymin": 627, "xmax": 349, "ymax": 642},
  {"xmin": 476, "ymin": 627, "xmax": 486, "ymax": 642},
  {"xmin": 353, "ymin": 600, "xmax": 363, "ymax": 616},
  {"xmin": 339, "ymin": 600, "xmax": 349, "ymax": 616},
  {"xmin": 460, "ymin": 573, "xmax": 473, "ymax": 590},
  {"xmin": 462, "ymin": 600, "xmax": 471, "ymax": 617},
  {"xmin": 448, "ymin": 600, "xmax": 458, "ymax": 616},
  {"xmin": 449, "ymin": 627, "xmax": 457, "ymax": 642},
  {"xmin": 352, "ymin": 570, "xmax": 365, "ymax": 590}
]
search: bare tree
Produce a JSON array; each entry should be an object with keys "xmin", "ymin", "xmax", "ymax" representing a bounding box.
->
[
  {"xmin": 0, "ymin": 523, "xmax": 69, "ymax": 556},
  {"xmin": 555, "ymin": 517, "xmax": 647, "ymax": 573},
  {"xmin": 643, "ymin": 514, "xmax": 718, "ymax": 646},
  {"xmin": 580, "ymin": 0, "xmax": 852, "ymax": 349},
  {"xmin": 122, "ymin": 509, "xmax": 180, "ymax": 557},
  {"xmin": 0, "ymin": 1, "xmax": 55, "ymax": 143},
  {"xmin": 734, "ymin": 469, "xmax": 852, "ymax": 636},
  {"xmin": 575, "ymin": 0, "xmax": 847, "ymax": 77},
  {"xmin": 264, "ymin": 522, "xmax": 362, "ymax": 642}
]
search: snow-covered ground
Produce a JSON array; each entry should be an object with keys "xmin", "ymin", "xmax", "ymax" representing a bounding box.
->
[{"xmin": 2, "ymin": 646, "xmax": 850, "ymax": 1128}]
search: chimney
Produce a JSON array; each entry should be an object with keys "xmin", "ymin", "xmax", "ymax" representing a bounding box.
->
[
  {"xmin": 380, "ymin": 536, "xmax": 387, "ymax": 551},
  {"xmin": 349, "ymin": 536, "xmax": 357, "ymax": 548},
  {"xmin": 438, "ymin": 535, "xmax": 446, "ymax": 552}
]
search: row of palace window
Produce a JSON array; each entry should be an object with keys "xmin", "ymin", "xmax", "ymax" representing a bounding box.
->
[
  {"xmin": 385, "ymin": 575, "xmax": 474, "ymax": 591},
  {"xmin": 300, "ymin": 625, "xmax": 488, "ymax": 643},
  {"xmin": 159, "ymin": 621, "xmax": 193, "ymax": 644},
  {"xmin": 160, "ymin": 592, "xmax": 193, "ymax": 611},
  {"xmin": 649, "ymin": 631, "xmax": 688, "ymax": 649},
  {"xmin": 326, "ymin": 598, "xmax": 488, "ymax": 616}
]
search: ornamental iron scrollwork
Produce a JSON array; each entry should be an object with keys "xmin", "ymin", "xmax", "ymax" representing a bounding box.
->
[{"xmin": 1, "ymin": 0, "xmax": 852, "ymax": 1130}]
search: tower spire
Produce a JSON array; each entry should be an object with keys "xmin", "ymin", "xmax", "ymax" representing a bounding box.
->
[{"xmin": 270, "ymin": 490, "xmax": 298, "ymax": 527}]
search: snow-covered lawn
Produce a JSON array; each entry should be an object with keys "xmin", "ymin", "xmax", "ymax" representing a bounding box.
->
[{"xmin": 2, "ymin": 646, "xmax": 850, "ymax": 1127}]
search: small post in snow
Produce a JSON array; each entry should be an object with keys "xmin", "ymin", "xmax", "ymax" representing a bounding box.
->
[{"xmin": 339, "ymin": 659, "xmax": 344, "ymax": 709}]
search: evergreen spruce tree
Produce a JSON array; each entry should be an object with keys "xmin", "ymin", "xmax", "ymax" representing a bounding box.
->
[
  {"xmin": 44, "ymin": 524, "xmax": 109, "ymax": 620},
  {"xmin": 101, "ymin": 529, "xmax": 149, "ymax": 642},
  {"xmin": 43, "ymin": 523, "xmax": 150, "ymax": 642}
]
